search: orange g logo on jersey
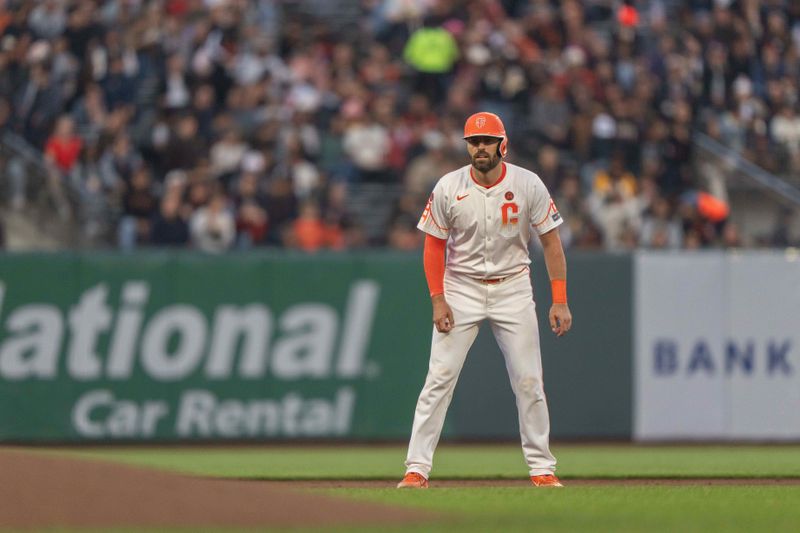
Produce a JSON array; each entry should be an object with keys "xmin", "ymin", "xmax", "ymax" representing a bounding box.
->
[{"xmin": 501, "ymin": 202, "xmax": 519, "ymax": 226}]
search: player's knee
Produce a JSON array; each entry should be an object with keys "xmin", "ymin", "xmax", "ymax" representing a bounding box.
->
[
  {"xmin": 430, "ymin": 363, "xmax": 457, "ymax": 385},
  {"xmin": 517, "ymin": 376, "xmax": 544, "ymax": 400}
]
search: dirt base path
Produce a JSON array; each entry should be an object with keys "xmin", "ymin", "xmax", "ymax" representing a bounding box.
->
[
  {"xmin": 265, "ymin": 478, "xmax": 800, "ymax": 489},
  {"xmin": 0, "ymin": 448, "xmax": 434, "ymax": 530}
]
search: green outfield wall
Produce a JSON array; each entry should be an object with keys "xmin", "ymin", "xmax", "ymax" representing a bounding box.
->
[
  {"xmin": 451, "ymin": 252, "xmax": 632, "ymax": 439},
  {"xmin": 0, "ymin": 251, "xmax": 632, "ymax": 442}
]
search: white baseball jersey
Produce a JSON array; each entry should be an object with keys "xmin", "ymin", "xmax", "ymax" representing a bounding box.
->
[
  {"xmin": 404, "ymin": 160, "xmax": 563, "ymax": 480},
  {"xmin": 417, "ymin": 162, "xmax": 562, "ymax": 278}
]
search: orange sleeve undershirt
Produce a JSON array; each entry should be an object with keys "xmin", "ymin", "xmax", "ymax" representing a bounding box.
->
[{"xmin": 423, "ymin": 234, "xmax": 447, "ymax": 297}]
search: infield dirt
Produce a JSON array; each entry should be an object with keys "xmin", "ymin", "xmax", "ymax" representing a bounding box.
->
[{"xmin": 0, "ymin": 448, "xmax": 435, "ymax": 530}]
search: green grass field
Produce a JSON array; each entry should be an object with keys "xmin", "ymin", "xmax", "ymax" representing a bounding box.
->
[
  {"xmin": 61, "ymin": 443, "xmax": 800, "ymax": 479},
  {"xmin": 47, "ymin": 444, "xmax": 800, "ymax": 532}
]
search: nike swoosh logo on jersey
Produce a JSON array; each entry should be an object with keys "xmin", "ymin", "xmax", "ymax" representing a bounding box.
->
[{"xmin": 456, "ymin": 194, "xmax": 469, "ymax": 201}]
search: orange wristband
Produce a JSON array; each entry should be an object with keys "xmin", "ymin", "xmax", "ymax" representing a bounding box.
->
[{"xmin": 551, "ymin": 279, "xmax": 567, "ymax": 304}]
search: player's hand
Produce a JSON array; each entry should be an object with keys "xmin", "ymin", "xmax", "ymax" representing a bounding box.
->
[
  {"xmin": 549, "ymin": 303, "xmax": 572, "ymax": 337},
  {"xmin": 431, "ymin": 294, "xmax": 455, "ymax": 333}
]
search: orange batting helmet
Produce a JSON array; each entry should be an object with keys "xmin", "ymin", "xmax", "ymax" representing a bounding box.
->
[{"xmin": 463, "ymin": 112, "xmax": 508, "ymax": 157}]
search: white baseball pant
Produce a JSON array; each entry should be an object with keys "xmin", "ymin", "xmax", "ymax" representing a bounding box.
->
[{"xmin": 404, "ymin": 268, "xmax": 557, "ymax": 477}]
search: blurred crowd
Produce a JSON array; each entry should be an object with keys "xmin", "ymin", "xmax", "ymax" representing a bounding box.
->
[{"xmin": 1, "ymin": 0, "xmax": 799, "ymax": 252}]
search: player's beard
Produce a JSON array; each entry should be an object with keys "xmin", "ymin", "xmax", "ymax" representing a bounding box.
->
[{"xmin": 471, "ymin": 151, "xmax": 501, "ymax": 173}]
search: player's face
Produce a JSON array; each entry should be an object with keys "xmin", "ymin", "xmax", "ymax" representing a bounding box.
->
[{"xmin": 466, "ymin": 136, "xmax": 502, "ymax": 172}]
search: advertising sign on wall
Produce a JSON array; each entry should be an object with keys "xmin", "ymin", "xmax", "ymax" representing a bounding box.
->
[
  {"xmin": 634, "ymin": 251, "xmax": 800, "ymax": 440},
  {"xmin": 0, "ymin": 253, "xmax": 432, "ymax": 441},
  {"xmin": 0, "ymin": 252, "xmax": 633, "ymax": 442}
]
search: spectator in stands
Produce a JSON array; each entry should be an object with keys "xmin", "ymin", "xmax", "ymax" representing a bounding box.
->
[
  {"xmin": 44, "ymin": 114, "xmax": 82, "ymax": 219},
  {"xmin": 29, "ymin": 0, "xmax": 66, "ymax": 39},
  {"xmin": 0, "ymin": 96, "xmax": 30, "ymax": 210},
  {"xmin": 160, "ymin": 115, "xmax": 203, "ymax": 175},
  {"xmin": 190, "ymin": 189, "xmax": 235, "ymax": 253},
  {"xmin": 233, "ymin": 171, "xmax": 269, "ymax": 248},
  {"xmin": 2, "ymin": 0, "xmax": 798, "ymax": 252},
  {"xmin": 534, "ymin": 144, "xmax": 562, "ymax": 192},
  {"xmin": 387, "ymin": 192, "xmax": 425, "ymax": 251},
  {"xmin": 387, "ymin": 216, "xmax": 422, "ymax": 250},
  {"xmin": 342, "ymin": 105, "xmax": 392, "ymax": 183},
  {"xmin": 592, "ymin": 187, "xmax": 642, "ymax": 251},
  {"xmin": 210, "ymin": 128, "xmax": 248, "ymax": 184},
  {"xmin": 591, "ymin": 152, "xmax": 637, "ymax": 202},
  {"xmin": 161, "ymin": 53, "xmax": 191, "ymax": 110},
  {"xmin": 190, "ymin": 84, "xmax": 219, "ymax": 146},
  {"xmin": 553, "ymin": 172, "xmax": 588, "ymax": 250},
  {"xmin": 118, "ymin": 165, "xmax": 158, "ymax": 250},
  {"xmin": 679, "ymin": 195, "xmax": 720, "ymax": 248},
  {"xmin": 285, "ymin": 135, "xmax": 322, "ymax": 200},
  {"xmin": 322, "ymin": 181, "xmax": 363, "ymax": 249},
  {"xmin": 264, "ymin": 177, "xmax": 298, "ymax": 245},
  {"xmin": 403, "ymin": 18, "xmax": 459, "ymax": 104},
  {"xmin": 71, "ymin": 83, "xmax": 108, "ymax": 144},
  {"xmin": 75, "ymin": 142, "xmax": 115, "ymax": 243},
  {"xmin": 640, "ymin": 197, "xmax": 683, "ymax": 249},
  {"xmin": 403, "ymin": 130, "xmax": 458, "ymax": 196},
  {"xmin": 287, "ymin": 200, "xmax": 328, "ymax": 252},
  {"xmin": 768, "ymin": 208, "xmax": 796, "ymax": 248},
  {"xmin": 101, "ymin": 55, "xmax": 135, "ymax": 111},
  {"xmin": 150, "ymin": 190, "xmax": 190, "ymax": 248},
  {"xmin": 721, "ymin": 221, "xmax": 744, "ymax": 248},
  {"xmin": 771, "ymin": 105, "xmax": 800, "ymax": 172},
  {"xmin": 529, "ymin": 81, "xmax": 571, "ymax": 149},
  {"xmin": 235, "ymin": 199, "xmax": 269, "ymax": 248},
  {"xmin": 184, "ymin": 176, "xmax": 212, "ymax": 212},
  {"xmin": 15, "ymin": 61, "xmax": 63, "ymax": 149},
  {"xmin": 99, "ymin": 133, "xmax": 142, "ymax": 189}
]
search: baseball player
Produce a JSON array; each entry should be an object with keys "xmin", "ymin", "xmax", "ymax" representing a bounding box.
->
[{"xmin": 397, "ymin": 112, "xmax": 572, "ymax": 489}]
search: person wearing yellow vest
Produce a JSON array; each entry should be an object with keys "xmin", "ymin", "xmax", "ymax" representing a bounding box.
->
[
  {"xmin": 403, "ymin": 21, "xmax": 459, "ymax": 103},
  {"xmin": 403, "ymin": 26, "xmax": 459, "ymax": 74}
]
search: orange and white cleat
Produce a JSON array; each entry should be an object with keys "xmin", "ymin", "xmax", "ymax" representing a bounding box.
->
[
  {"xmin": 397, "ymin": 472, "xmax": 429, "ymax": 489},
  {"xmin": 530, "ymin": 474, "xmax": 564, "ymax": 487}
]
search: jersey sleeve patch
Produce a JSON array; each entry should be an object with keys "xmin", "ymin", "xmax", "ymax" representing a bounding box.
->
[
  {"xmin": 532, "ymin": 198, "xmax": 563, "ymax": 235},
  {"xmin": 417, "ymin": 191, "xmax": 450, "ymax": 239}
]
